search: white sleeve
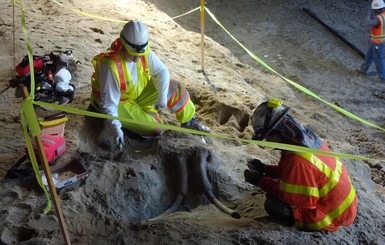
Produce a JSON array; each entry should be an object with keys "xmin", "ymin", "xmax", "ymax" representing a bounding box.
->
[
  {"xmin": 97, "ymin": 62, "xmax": 122, "ymax": 129},
  {"xmin": 148, "ymin": 51, "xmax": 169, "ymax": 107}
]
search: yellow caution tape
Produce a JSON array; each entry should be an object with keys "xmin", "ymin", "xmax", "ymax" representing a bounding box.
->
[
  {"xmin": 205, "ymin": 7, "xmax": 385, "ymax": 133},
  {"xmin": 20, "ymin": 109, "xmax": 52, "ymax": 213},
  {"xmin": 49, "ymin": 0, "xmax": 199, "ymax": 23},
  {"xmin": 33, "ymin": 101, "xmax": 385, "ymax": 163},
  {"xmin": 50, "ymin": 0, "xmax": 126, "ymax": 23},
  {"xmin": 16, "ymin": 0, "xmax": 36, "ymax": 97},
  {"xmin": 43, "ymin": 1, "xmax": 385, "ymax": 133},
  {"xmin": 21, "ymin": 96, "xmax": 41, "ymax": 136},
  {"xmin": 172, "ymin": 7, "xmax": 200, "ymax": 20},
  {"xmin": 17, "ymin": 0, "xmax": 53, "ymax": 212},
  {"xmin": 15, "ymin": 2, "xmax": 385, "ymax": 217}
]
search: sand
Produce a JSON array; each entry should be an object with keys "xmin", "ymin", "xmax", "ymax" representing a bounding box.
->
[{"xmin": 1, "ymin": 0, "xmax": 385, "ymax": 244}]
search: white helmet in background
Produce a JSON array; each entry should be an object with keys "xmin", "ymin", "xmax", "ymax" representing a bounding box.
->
[
  {"xmin": 251, "ymin": 99, "xmax": 290, "ymax": 140},
  {"xmin": 120, "ymin": 20, "xmax": 150, "ymax": 56},
  {"xmin": 372, "ymin": 0, "xmax": 385, "ymax": 10}
]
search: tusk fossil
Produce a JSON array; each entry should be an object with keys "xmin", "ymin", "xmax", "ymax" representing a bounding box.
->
[
  {"xmin": 197, "ymin": 149, "xmax": 240, "ymax": 219},
  {"xmin": 148, "ymin": 154, "xmax": 188, "ymax": 220}
]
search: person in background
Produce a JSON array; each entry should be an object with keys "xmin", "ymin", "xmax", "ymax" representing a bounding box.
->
[
  {"xmin": 244, "ymin": 99, "xmax": 357, "ymax": 231},
  {"xmin": 359, "ymin": 0, "xmax": 385, "ymax": 82},
  {"xmin": 88, "ymin": 20, "xmax": 210, "ymax": 149}
]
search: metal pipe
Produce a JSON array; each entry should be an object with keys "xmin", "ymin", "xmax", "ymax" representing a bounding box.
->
[{"xmin": 303, "ymin": 7, "xmax": 365, "ymax": 58}]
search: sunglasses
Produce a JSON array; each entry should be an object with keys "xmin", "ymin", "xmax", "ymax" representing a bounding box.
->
[{"xmin": 122, "ymin": 35, "xmax": 148, "ymax": 53}]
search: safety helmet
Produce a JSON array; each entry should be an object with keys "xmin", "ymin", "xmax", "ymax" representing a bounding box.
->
[
  {"xmin": 251, "ymin": 99, "xmax": 290, "ymax": 140},
  {"xmin": 120, "ymin": 20, "xmax": 150, "ymax": 56},
  {"xmin": 372, "ymin": 0, "xmax": 385, "ymax": 10}
]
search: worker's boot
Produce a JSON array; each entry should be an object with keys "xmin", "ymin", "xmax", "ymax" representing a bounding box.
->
[
  {"xmin": 357, "ymin": 69, "xmax": 377, "ymax": 78},
  {"xmin": 181, "ymin": 116, "xmax": 211, "ymax": 133}
]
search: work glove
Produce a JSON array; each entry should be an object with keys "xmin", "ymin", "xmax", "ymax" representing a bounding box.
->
[
  {"xmin": 247, "ymin": 159, "xmax": 266, "ymax": 173},
  {"xmin": 155, "ymin": 104, "xmax": 166, "ymax": 114},
  {"xmin": 111, "ymin": 125, "xmax": 124, "ymax": 151},
  {"xmin": 155, "ymin": 96, "xmax": 167, "ymax": 114},
  {"xmin": 244, "ymin": 169, "xmax": 264, "ymax": 186}
]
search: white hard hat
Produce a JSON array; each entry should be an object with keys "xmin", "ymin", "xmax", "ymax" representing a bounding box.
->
[
  {"xmin": 120, "ymin": 20, "xmax": 150, "ymax": 56},
  {"xmin": 251, "ymin": 99, "xmax": 290, "ymax": 140},
  {"xmin": 372, "ymin": 0, "xmax": 385, "ymax": 9}
]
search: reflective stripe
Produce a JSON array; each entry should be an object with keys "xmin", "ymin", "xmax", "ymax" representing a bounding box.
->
[
  {"xmin": 110, "ymin": 56, "xmax": 126, "ymax": 92},
  {"xmin": 279, "ymin": 180, "xmax": 319, "ymax": 197},
  {"xmin": 319, "ymin": 160, "xmax": 342, "ymax": 197},
  {"xmin": 148, "ymin": 111, "xmax": 162, "ymax": 135},
  {"xmin": 279, "ymin": 153, "xmax": 342, "ymax": 197},
  {"xmin": 38, "ymin": 137, "xmax": 66, "ymax": 159},
  {"xmin": 295, "ymin": 183, "xmax": 356, "ymax": 230},
  {"xmin": 371, "ymin": 14, "xmax": 385, "ymax": 43},
  {"xmin": 167, "ymin": 80, "xmax": 177, "ymax": 104},
  {"xmin": 167, "ymin": 79, "xmax": 190, "ymax": 112},
  {"xmin": 371, "ymin": 35, "xmax": 385, "ymax": 39},
  {"xmin": 170, "ymin": 89, "xmax": 189, "ymax": 113},
  {"xmin": 56, "ymin": 144, "xmax": 66, "ymax": 154},
  {"xmin": 149, "ymin": 112, "xmax": 162, "ymax": 123},
  {"xmin": 41, "ymin": 138, "xmax": 56, "ymax": 145},
  {"xmin": 295, "ymin": 152, "xmax": 343, "ymax": 197},
  {"xmin": 140, "ymin": 56, "xmax": 148, "ymax": 75}
]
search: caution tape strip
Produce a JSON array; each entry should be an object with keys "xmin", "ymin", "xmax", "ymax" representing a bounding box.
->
[
  {"xmin": 21, "ymin": 106, "xmax": 52, "ymax": 213},
  {"xmin": 50, "ymin": 0, "xmax": 126, "ymax": 23},
  {"xmin": 204, "ymin": 7, "xmax": 385, "ymax": 133},
  {"xmin": 14, "ymin": 1, "xmax": 385, "ymax": 213},
  {"xmin": 16, "ymin": 0, "xmax": 36, "ymax": 97},
  {"xmin": 49, "ymin": 0, "xmax": 200, "ymax": 23},
  {"xmin": 15, "ymin": 3, "xmax": 382, "ymax": 242},
  {"xmin": 16, "ymin": 0, "xmax": 53, "ymax": 213},
  {"xmin": 43, "ymin": 1, "xmax": 385, "ymax": 133},
  {"xmin": 33, "ymin": 101, "xmax": 385, "ymax": 163}
]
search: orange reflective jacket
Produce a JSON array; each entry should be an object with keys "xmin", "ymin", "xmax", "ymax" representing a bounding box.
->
[
  {"xmin": 371, "ymin": 13, "xmax": 385, "ymax": 44},
  {"xmin": 262, "ymin": 142, "xmax": 357, "ymax": 231}
]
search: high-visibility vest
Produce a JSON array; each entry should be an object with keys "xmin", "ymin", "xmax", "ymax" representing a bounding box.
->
[
  {"xmin": 90, "ymin": 38, "xmax": 150, "ymax": 107},
  {"xmin": 278, "ymin": 143, "xmax": 357, "ymax": 231},
  {"xmin": 371, "ymin": 13, "xmax": 385, "ymax": 44}
]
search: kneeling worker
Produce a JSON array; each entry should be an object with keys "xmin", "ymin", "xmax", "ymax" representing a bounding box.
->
[
  {"xmin": 88, "ymin": 20, "xmax": 210, "ymax": 148},
  {"xmin": 244, "ymin": 99, "xmax": 357, "ymax": 231}
]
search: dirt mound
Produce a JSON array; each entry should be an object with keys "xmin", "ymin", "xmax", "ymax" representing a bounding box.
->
[{"xmin": 1, "ymin": 0, "xmax": 385, "ymax": 244}]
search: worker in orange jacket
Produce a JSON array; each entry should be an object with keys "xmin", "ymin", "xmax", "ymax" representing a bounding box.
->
[
  {"xmin": 359, "ymin": 0, "xmax": 385, "ymax": 81},
  {"xmin": 244, "ymin": 99, "xmax": 357, "ymax": 231}
]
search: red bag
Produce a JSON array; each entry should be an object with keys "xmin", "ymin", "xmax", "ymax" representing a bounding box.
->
[
  {"xmin": 16, "ymin": 55, "xmax": 45, "ymax": 77},
  {"xmin": 26, "ymin": 135, "xmax": 66, "ymax": 164}
]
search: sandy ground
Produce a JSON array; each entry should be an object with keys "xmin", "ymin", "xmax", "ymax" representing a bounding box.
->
[{"xmin": 1, "ymin": 0, "xmax": 385, "ymax": 244}]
